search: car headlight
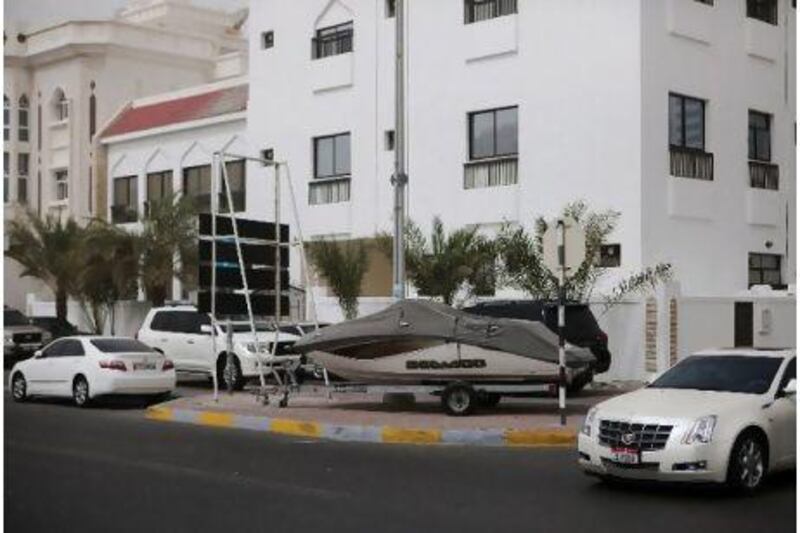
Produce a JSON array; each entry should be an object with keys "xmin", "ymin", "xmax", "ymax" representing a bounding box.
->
[
  {"xmin": 682, "ymin": 415, "xmax": 717, "ymax": 445},
  {"xmin": 245, "ymin": 342, "xmax": 271, "ymax": 354},
  {"xmin": 4, "ymin": 332, "xmax": 12, "ymax": 345},
  {"xmin": 582, "ymin": 407, "xmax": 598, "ymax": 437}
]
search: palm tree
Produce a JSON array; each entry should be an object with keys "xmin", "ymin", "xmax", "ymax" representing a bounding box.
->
[
  {"xmin": 5, "ymin": 210, "xmax": 85, "ymax": 322},
  {"xmin": 138, "ymin": 195, "xmax": 198, "ymax": 307},
  {"xmin": 307, "ymin": 239, "xmax": 369, "ymax": 320},
  {"xmin": 378, "ymin": 217, "xmax": 496, "ymax": 305}
]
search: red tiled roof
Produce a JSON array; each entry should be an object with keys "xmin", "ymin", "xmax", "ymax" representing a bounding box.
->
[{"xmin": 102, "ymin": 84, "xmax": 247, "ymax": 138}]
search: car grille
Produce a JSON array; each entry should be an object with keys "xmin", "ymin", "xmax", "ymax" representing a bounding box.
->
[
  {"xmin": 598, "ymin": 420, "xmax": 673, "ymax": 451},
  {"xmin": 273, "ymin": 341, "xmax": 295, "ymax": 356},
  {"xmin": 13, "ymin": 332, "xmax": 42, "ymax": 344}
]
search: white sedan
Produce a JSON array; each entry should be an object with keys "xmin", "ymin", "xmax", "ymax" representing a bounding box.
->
[
  {"xmin": 578, "ymin": 348, "xmax": 796, "ymax": 492},
  {"xmin": 9, "ymin": 336, "xmax": 176, "ymax": 407}
]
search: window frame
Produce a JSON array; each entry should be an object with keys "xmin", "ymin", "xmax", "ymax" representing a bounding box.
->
[
  {"xmin": 112, "ymin": 175, "xmax": 138, "ymax": 222},
  {"xmin": 3, "ymin": 151, "xmax": 9, "ymax": 204},
  {"xmin": 313, "ymin": 132, "xmax": 351, "ymax": 179},
  {"xmin": 312, "ymin": 21, "xmax": 354, "ymax": 60},
  {"xmin": 3, "ymin": 95, "xmax": 9, "ymax": 141},
  {"xmin": 54, "ymin": 169, "xmax": 69, "ymax": 201},
  {"xmin": 146, "ymin": 170, "xmax": 173, "ymax": 206},
  {"xmin": 17, "ymin": 153, "xmax": 29, "ymax": 205},
  {"xmin": 669, "ymin": 92, "xmax": 707, "ymax": 151},
  {"xmin": 468, "ymin": 105, "xmax": 519, "ymax": 161},
  {"xmin": 17, "ymin": 95, "xmax": 29, "ymax": 142},
  {"xmin": 747, "ymin": 0, "xmax": 778, "ymax": 25},
  {"xmin": 748, "ymin": 110, "xmax": 772, "ymax": 162},
  {"xmin": 748, "ymin": 252, "xmax": 783, "ymax": 288}
]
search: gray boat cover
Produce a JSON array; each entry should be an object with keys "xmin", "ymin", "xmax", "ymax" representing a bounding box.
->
[{"xmin": 293, "ymin": 300, "xmax": 595, "ymax": 368}]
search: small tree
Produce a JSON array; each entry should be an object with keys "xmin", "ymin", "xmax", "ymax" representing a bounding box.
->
[
  {"xmin": 497, "ymin": 200, "xmax": 672, "ymax": 310},
  {"xmin": 307, "ymin": 239, "xmax": 369, "ymax": 320},
  {"xmin": 378, "ymin": 217, "xmax": 496, "ymax": 305},
  {"xmin": 6, "ymin": 210, "xmax": 85, "ymax": 322},
  {"xmin": 139, "ymin": 195, "xmax": 198, "ymax": 307}
]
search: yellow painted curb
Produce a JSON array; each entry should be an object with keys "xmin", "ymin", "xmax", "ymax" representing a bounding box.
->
[
  {"xmin": 504, "ymin": 429, "xmax": 576, "ymax": 447},
  {"xmin": 146, "ymin": 406, "xmax": 173, "ymax": 422},
  {"xmin": 197, "ymin": 411, "xmax": 235, "ymax": 428},
  {"xmin": 381, "ymin": 426, "xmax": 442, "ymax": 445},
  {"xmin": 271, "ymin": 418, "xmax": 323, "ymax": 438}
]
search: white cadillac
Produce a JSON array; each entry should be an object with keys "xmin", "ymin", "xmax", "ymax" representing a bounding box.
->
[
  {"xmin": 9, "ymin": 337, "xmax": 176, "ymax": 407},
  {"xmin": 578, "ymin": 348, "xmax": 796, "ymax": 492}
]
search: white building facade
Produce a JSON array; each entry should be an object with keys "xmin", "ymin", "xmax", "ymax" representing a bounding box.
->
[
  {"xmin": 3, "ymin": 0, "xmax": 247, "ymax": 310},
  {"xmin": 246, "ymin": 0, "xmax": 795, "ymax": 301}
]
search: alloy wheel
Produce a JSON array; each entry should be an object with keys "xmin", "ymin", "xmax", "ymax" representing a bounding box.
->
[
  {"xmin": 11, "ymin": 375, "xmax": 26, "ymax": 401},
  {"xmin": 73, "ymin": 378, "xmax": 89, "ymax": 407},
  {"xmin": 738, "ymin": 439, "xmax": 764, "ymax": 489}
]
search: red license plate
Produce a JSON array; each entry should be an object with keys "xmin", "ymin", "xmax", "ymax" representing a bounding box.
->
[{"xmin": 610, "ymin": 448, "xmax": 640, "ymax": 465}]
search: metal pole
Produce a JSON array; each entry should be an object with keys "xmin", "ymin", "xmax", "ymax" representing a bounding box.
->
[
  {"xmin": 557, "ymin": 219, "xmax": 567, "ymax": 426},
  {"xmin": 275, "ymin": 163, "xmax": 282, "ymax": 324},
  {"xmin": 210, "ymin": 153, "xmax": 220, "ymax": 402},
  {"xmin": 391, "ymin": 0, "xmax": 407, "ymax": 300},
  {"xmin": 226, "ymin": 317, "xmax": 234, "ymax": 394}
]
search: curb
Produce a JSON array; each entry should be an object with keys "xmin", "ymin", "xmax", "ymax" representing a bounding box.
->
[{"xmin": 145, "ymin": 406, "xmax": 577, "ymax": 448}]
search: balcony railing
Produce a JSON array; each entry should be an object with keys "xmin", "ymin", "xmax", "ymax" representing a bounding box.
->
[
  {"xmin": 311, "ymin": 31, "xmax": 353, "ymax": 59},
  {"xmin": 111, "ymin": 204, "xmax": 138, "ymax": 224},
  {"xmin": 309, "ymin": 176, "xmax": 351, "ymax": 205},
  {"xmin": 749, "ymin": 161, "xmax": 779, "ymax": 190},
  {"xmin": 464, "ymin": 156, "xmax": 518, "ymax": 189},
  {"xmin": 669, "ymin": 147, "xmax": 714, "ymax": 181},
  {"xmin": 465, "ymin": 0, "xmax": 517, "ymax": 24}
]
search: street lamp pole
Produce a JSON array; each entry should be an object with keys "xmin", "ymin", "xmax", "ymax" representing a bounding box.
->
[{"xmin": 392, "ymin": 0, "xmax": 407, "ymax": 300}]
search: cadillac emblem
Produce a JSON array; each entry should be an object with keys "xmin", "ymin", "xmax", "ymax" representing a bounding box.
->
[{"xmin": 620, "ymin": 432, "xmax": 637, "ymax": 446}]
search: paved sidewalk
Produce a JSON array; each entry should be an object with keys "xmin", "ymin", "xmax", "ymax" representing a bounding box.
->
[{"xmin": 147, "ymin": 382, "xmax": 638, "ymax": 448}]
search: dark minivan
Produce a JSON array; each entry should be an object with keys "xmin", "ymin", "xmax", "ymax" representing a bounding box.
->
[{"xmin": 463, "ymin": 300, "xmax": 612, "ymax": 375}]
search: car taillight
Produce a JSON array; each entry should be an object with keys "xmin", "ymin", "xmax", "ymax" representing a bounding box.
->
[
  {"xmin": 162, "ymin": 359, "xmax": 174, "ymax": 371},
  {"xmin": 596, "ymin": 332, "xmax": 608, "ymax": 344},
  {"xmin": 99, "ymin": 360, "xmax": 127, "ymax": 371}
]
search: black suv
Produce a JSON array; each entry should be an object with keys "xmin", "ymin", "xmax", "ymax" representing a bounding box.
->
[{"xmin": 463, "ymin": 300, "xmax": 612, "ymax": 375}]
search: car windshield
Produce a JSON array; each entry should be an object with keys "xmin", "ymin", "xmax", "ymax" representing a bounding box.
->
[
  {"xmin": 4, "ymin": 310, "xmax": 30, "ymax": 326},
  {"xmin": 649, "ymin": 355, "xmax": 783, "ymax": 394},
  {"xmin": 90, "ymin": 339, "xmax": 156, "ymax": 353}
]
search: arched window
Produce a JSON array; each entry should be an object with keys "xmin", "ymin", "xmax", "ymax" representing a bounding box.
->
[
  {"xmin": 53, "ymin": 88, "xmax": 69, "ymax": 121},
  {"xmin": 3, "ymin": 95, "xmax": 9, "ymax": 141},
  {"xmin": 18, "ymin": 94, "xmax": 29, "ymax": 142}
]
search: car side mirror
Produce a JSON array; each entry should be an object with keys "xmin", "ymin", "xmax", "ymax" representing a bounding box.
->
[
  {"xmin": 33, "ymin": 350, "xmax": 43, "ymax": 358},
  {"xmin": 781, "ymin": 378, "xmax": 797, "ymax": 397},
  {"xmin": 199, "ymin": 324, "xmax": 214, "ymax": 335}
]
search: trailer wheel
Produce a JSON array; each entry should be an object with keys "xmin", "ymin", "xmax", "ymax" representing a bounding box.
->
[{"xmin": 441, "ymin": 383, "xmax": 477, "ymax": 416}]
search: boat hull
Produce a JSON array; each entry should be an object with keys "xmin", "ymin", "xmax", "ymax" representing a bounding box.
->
[{"xmin": 308, "ymin": 342, "xmax": 581, "ymax": 384}]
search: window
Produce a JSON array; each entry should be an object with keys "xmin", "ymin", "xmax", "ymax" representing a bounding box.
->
[
  {"xmin": 44, "ymin": 339, "xmax": 85, "ymax": 357},
  {"xmin": 89, "ymin": 92, "xmax": 97, "ymax": 141},
  {"xmin": 3, "ymin": 95, "xmax": 9, "ymax": 141},
  {"xmin": 112, "ymin": 175, "xmax": 138, "ymax": 224},
  {"xmin": 146, "ymin": 170, "xmax": 173, "ymax": 210},
  {"xmin": 384, "ymin": 130, "xmax": 395, "ymax": 151},
  {"xmin": 314, "ymin": 133, "xmax": 351, "ymax": 178},
  {"xmin": 222, "ymin": 159, "xmax": 246, "ymax": 212},
  {"xmin": 669, "ymin": 93, "xmax": 705, "ymax": 150},
  {"xmin": 669, "ymin": 93, "xmax": 713, "ymax": 180},
  {"xmin": 53, "ymin": 89, "xmax": 69, "ymax": 121},
  {"xmin": 464, "ymin": 0, "xmax": 517, "ymax": 24},
  {"xmin": 261, "ymin": 148, "xmax": 274, "ymax": 164},
  {"xmin": 748, "ymin": 110, "xmax": 772, "ymax": 161},
  {"xmin": 749, "ymin": 253, "xmax": 782, "ymax": 288},
  {"xmin": 17, "ymin": 95, "xmax": 29, "ymax": 142},
  {"xmin": 150, "ymin": 311, "xmax": 210, "ymax": 334},
  {"xmin": 17, "ymin": 153, "xmax": 28, "ymax": 205},
  {"xmin": 596, "ymin": 244, "xmax": 621, "ymax": 268},
  {"xmin": 3, "ymin": 151, "xmax": 8, "ymax": 204},
  {"xmin": 312, "ymin": 21, "xmax": 353, "ymax": 59},
  {"xmin": 183, "ymin": 164, "xmax": 211, "ymax": 212},
  {"xmin": 261, "ymin": 31, "xmax": 274, "ymax": 49},
  {"xmin": 54, "ymin": 169, "xmax": 68, "ymax": 200},
  {"xmin": 747, "ymin": 0, "xmax": 778, "ymax": 25},
  {"xmin": 468, "ymin": 106, "xmax": 518, "ymax": 160},
  {"xmin": 90, "ymin": 339, "xmax": 155, "ymax": 353},
  {"xmin": 386, "ymin": 0, "xmax": 396, "ymax": 17},
  {"xmin": 694, "ymin": 0, "xmax": 713, "ymax": 4}
]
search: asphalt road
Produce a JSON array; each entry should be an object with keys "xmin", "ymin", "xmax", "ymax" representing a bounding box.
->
[{"xmin": 4, "ymin": 392, "xmax": 797, "ymax": 533}]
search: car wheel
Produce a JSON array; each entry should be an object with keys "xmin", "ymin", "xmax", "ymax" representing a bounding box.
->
[
  {"xmin": 217, "ymin": 355, "xmax": 245, "ymax": 391},
  {"xmin": 727, "ymin": 432, "xmax": 767, "ymax": 493},
  {"xmin": 73, "ymin": 376, "xmax": 91, "ymax": 408},
  {"xmin": 11, "ymin": 373, "xmax": 27, "ymax": 402},
  {"xmin": 441, "ymin": 383, "xmax": 477, "ymax": 416}
]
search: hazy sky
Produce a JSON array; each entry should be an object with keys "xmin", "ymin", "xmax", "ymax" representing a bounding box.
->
[{"xmin": 4, "ymin": 0, "xmax": 247, "ymax": 30}]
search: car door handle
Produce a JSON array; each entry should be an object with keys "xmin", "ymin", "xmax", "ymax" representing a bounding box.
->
[
  {"xmin": 187, "ymin": 340, "xmax": 195, "ymax": 345},
  {"xmin": 160, "ymin": 339, "xmax": 168, "ymax": 343}
]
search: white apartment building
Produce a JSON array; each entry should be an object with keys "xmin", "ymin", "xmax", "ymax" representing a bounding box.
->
[
  {"xmin": 3, "ymin": 0, "xmax": 248, "ymax": 310},
  {"xmin": 246, "ymin": 0, "xmax": 795, "ymax": 304}
]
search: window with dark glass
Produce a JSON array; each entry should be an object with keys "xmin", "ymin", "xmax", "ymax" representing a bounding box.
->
[
  {"xmin": 314, "ymin": 133, "xmax": 351, "ymax": 178},
  {"xmin": 89, "ymin": 93, "xmax": 97, "ymax": 140},
  {"xmin": 748, "ymin": 111, "xmax": 771, "ymax": 161},
  {"xmin": 54, "ymin": 169, "xmax": 68, "ymax": 200},
  {"xmin": 146, "ymin": 170, "xmax": 173, "ymax": 207},
  {"xmin": 3, "ymin": 151, "xmax": 8, "ymax": 204},
  {"xmin": 747, "ymin": 0, "xmax": 778, "ymax": 25},
  {"xmin": 386, "ymin": 0, "xmax": 396, "ymax": 17},
  {"xmin": 464, "ymin": 0, "xmax": 517, "ymax": 24},
  {"xmin": 17, "ymin": 95, "xmax": 28, "ymax": 142},
  {"xmin": 3, "ymin": 95, "xmax": 9, "ymax": 141},
  {"xmin": 596, "ymin": 244, "xmax": 621, "ymax": 268},
  {"xmin": 17, "ymin": 153, "xmax": 28, "ymax": 205},
  {"xmin": 469, "ymin": 106, "xmax": 518, "ymax": 160},
  {"xmin": 261, "ymin": 31, "xmax": 274, "ymax": 49},
  {"xmin": 669, "ymin": 93, "xmax": 705, "ymax": 150},
  {"xmin": 222, "ymin": 159, "xmax": 246, "ymax": 212},
  {"xmin": 183, "ymin": 164, "xmax": 212, "ymax": 212},
  {"xmin": 748, "ymin": 253, "xmax": 782, "ymax": 288},
  {"xmin": 312, "ymin": 21, "xmax": 353, "ymax": 59},
  {"xmin": 112, "ymin": 175, "xmax": 137, "ymax": 223}
]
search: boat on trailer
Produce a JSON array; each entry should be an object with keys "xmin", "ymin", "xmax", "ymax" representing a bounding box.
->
[{"xmin": 291, "ymin": 300, "xmax": 596, "ymax": 414}]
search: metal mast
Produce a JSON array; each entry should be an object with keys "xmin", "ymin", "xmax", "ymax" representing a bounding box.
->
[{"xmin": 392, "ymin": 0, "xmax": 407, "ymax": 300}]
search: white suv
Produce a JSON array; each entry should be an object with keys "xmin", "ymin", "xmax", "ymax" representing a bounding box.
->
[{"xmin": 137, "ymin": 305, "xmax": 300, "ymax": 390}]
